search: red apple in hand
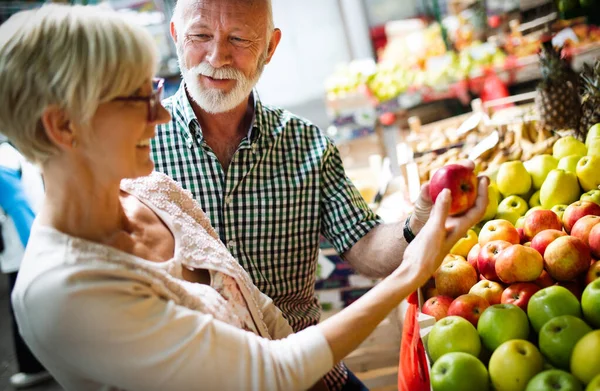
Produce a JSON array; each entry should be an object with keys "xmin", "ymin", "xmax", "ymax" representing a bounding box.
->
[
  {"xmin": 501, "ymin": 282, "xmax": 540, "ymax": 311},
  {"xmin": 470, "ymin": 280, "xmax": 504, "ymax": 305},
  {"xmin": 544, "ymin": 236, "xmax": 591, "ymax": 281},
  {"xmin": 571, "ymin": 215, "xmax": 600, "ymax": 246},
  {"xmin": 562, "ymin": 200, "xmax": 600, "ymax": 233},
  {"xmin": 429, "ymin": 164, "xmax": 478, "ymax": 216},
  {"xmin": 478, "ymin": 240, "xmax": 512, "ymax": 281},
  {"xmin": 531, "ymin": 229, "xmax": 567, "ymax": 257},
  {"xmin": 589, "ymin": 224, "xmax": 600, "ymax": 259},
  {"xmin": 586, "ymin": 261, "xmax": 600, "ymax": 285},
  {"xmin": 422, "ymin": 295, "xmax": 454, "ymax": 321},
  {"xmin": 467, "ymin": 243, "xmax": 480, "ymax": 272},
  {"xmin": 495, "ymin": 244, "xmax": 544, "ymax": 283},
  {"xmin": 534, "ymin": 269, "xmax": 555, "ymax": 288},
  {"xmin": 447, "ymin": 294, "xmax": 490, "ymax": 327},
  {"xmin": 523, "ymin": 209, "xmax": 563, "ymax": 241},
  {"xmin": 479, "ymin": 219, "xmax": 520, "ymax": 246}
]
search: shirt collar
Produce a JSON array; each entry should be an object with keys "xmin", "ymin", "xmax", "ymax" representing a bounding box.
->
[{"xmin": 172, "ymin": 82, "xmax": 263, "ymax": 144}]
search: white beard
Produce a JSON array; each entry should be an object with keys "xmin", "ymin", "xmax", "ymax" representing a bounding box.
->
[{"xmin": 178, "ymin": 48, "xmax": 265, "ymax": 114}]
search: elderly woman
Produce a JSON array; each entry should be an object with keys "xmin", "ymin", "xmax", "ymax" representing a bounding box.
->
[{"xmin": 0, "ymin": 4, "xmax": 487, "ymax": 391}]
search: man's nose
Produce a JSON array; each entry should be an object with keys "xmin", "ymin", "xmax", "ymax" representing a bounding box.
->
[{"xmin": 206, "ymin": 38, "xmax": 232, "ymax": 69}]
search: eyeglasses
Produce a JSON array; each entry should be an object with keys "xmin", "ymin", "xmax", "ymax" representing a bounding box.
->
[{"xmin": 112, "ymin": 78, "xmax": 164, "ymax": 122}]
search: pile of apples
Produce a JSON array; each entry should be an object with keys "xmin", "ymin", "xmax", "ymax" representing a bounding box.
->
[{"xmin": 420, "ymin": 124, "xmax": 600, "ymax": 391}]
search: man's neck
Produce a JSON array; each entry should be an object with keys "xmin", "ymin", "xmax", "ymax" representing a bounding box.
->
[{"xmin": 191, "ymin": 94, "xmax": 253, "ymax": 141}]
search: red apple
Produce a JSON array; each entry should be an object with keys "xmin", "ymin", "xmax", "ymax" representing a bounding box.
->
[
  {"xmin": 556, "ymin": 281, "xmax": 584, "ymax": 300},
  {"xmin": 429, "ymin": 164, "xmax": 478, "ymax": 216},
  {"xmin": 479, "ymin": 219, "xmax": 520, "ymax": 247},
  {"xmin": 442, "ymin": 253, "xmax": 467, "ymax": 265},
  {"xmin": 589, "ymin": 223, "xmax": 600, "ymax": 259},
  {"xmin": 447, "ymin": 293, "xmax": 490, "ymax": 327},
  {"xmin": 586, "ymin": 261, "xmax": 600, "ymax": 286},
  {"xmin": 531, "ymin": 229, "xmax": 568, "ymax": 257},
  {"xmin": 467, "ymin": 243, "xmax": 481, "ymax": 272},
  {"xmin": 523, "ymin": 209, "xmax": 563, "ymax": 241},
  {"xmin": 422, "ymin": 295, "xmax": 454, "ymax": 321},
  {"xmin": 495, "ymin": 244, "xmax": 544, "ymax": 284},
  {"xmin": 478, "ymin": 240, "xmax": 512, "ymax": 281},
  {"xmin": 501, "ymin": 282, "xmax": 540, "ymax": 311},
  {"xmin": 562, "ymin": 200, "xmax": 600, "ymax": 233},
  {"xmin": 544, "ymin": 236, "xmax": 591, "ymax": 281},
  {"xmin": 534, "ymin": 269, "xmax": 556, "ymax": 288},
  {"xmin": 571, "ymin": 215, "xmax": 600, "ymax": 246},
  {"xmin": 434, "ymin": 260, "xmax": 479, "ymax": 298},
  {"xmin": 469, "ymin": 280, "xmax": 504, "ymax": 305}
]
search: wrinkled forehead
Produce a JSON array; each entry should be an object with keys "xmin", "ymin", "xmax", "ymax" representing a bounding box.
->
[{"xmin": 181, "ymin": 0, "xmax": 268, "ymax": 32}]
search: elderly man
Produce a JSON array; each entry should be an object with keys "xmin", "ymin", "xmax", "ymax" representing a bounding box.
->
[{"xmin": 151, "ymin": 1, "xmax": 434, "ymax": 389}]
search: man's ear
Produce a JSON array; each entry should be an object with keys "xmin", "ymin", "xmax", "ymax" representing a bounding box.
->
[
  {"xmin": 264, "ymin": 28, "xmax": 282, "ymax": 65},
  {"xmin": 170, "ymin": 20, "xmax": 178, "ymax": 45},
  {"xmin": 40, "ymin": 106, "xmax": 76, "ymax": 150}
]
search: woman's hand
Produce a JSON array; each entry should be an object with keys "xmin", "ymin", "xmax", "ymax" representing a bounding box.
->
[{"xmin": 398, "ymin": 175, "xmax": 489, "ymax": 287}]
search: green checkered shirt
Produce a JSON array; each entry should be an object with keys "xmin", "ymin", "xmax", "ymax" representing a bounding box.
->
[{"xmin": 151, "ymin": 83, "xmax": 381, "ymax": 390}]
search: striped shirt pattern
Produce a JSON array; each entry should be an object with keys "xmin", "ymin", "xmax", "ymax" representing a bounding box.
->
[{"xmin": 151, "ymin": 83, "xmax": 382, "ymax": 390}]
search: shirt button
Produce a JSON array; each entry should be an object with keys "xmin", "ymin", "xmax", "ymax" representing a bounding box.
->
[
  {"xmin": 227, "ymin": 240, "xmax": 235, "ymax": 249},
  {"xmin": 224, "ymin": 195, "xmax": 232, "ymax": 205}
]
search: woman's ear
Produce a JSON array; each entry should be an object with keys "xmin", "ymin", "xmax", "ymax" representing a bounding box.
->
[{"xmin": 40, "ymin": 106, "xmax": 77, "ymax": 150}]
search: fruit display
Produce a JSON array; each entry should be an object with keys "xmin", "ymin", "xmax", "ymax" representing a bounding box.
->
[{"xmin": 419, "ymin": 123, "xmax": 600, "ymax": 390}]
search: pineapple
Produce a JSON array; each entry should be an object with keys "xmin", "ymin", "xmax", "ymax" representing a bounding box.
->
[
  {"xmin": 579, "ymin": 60, "xmax": 600, "ymax": 139},
  {"xmin": 534, "ymin": 41, "xmax": 581, "ymax": 135}
]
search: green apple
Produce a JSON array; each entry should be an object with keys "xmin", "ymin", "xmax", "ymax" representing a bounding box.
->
[
  {"xmin": 527, "ymin": 286, "xmax": 582, "ymax": 333},
  {"xmin": 530, "ymin": 191, "xmax": 542, "ymax": 208},
  {"xmin": 483, "ymin": 184, "xmax": 500, "ymax": 221},
  {"xmin": 498, "ymin": 161, "xmax": 532, "ymax": 197},
  {"xmin": 495, "ymin": 210, "xmax": 521, "ymax": 226},
  {"xmin": 539, "ymin": 315, "xmax": 592, "ymax": 370},
  {"xmin": 558, "ymin": 155, "xmax": 583, "ymax": 174},
  {"xmin": 478, "ymin": 304, "xmax": 530, "ymax": 351},
  {"xmin": 571, "ymin": 330, "xmax": 600, "ymax": 385},
  {"xmin": 552, "ymin": 204, "xmax": 568, "ymax": 221},
  {"xmin": 540, "ymin": 169, "xmax": 581, "ymax": 209},
  {"xmin": 489, "ymin": 339, "xmax": 544, "ymax": 391},
  {"xmin": 582, "ymin": 278, "xmax": 600, "ymax": 328},
  {"xmin": 576, "ymin": 155, "xmax": 600, "ymax": 192},
  {"xmin": 430, "ymin": 352, "xmax": 490, "ymax": 391},
  {"xmin": 525, "ymin": 154, "xmax": 559, "ymax": 189},
  {"xmin": 498, "ymin": 195, "xmax": 529, "ymax": 218},
  {"xmin": 581, "ymin": 190, "xmax": 600, "ymax": 206},
  {"xmin": 426, "ymin": 315, "xmax": 481, "ymax": 362},
  {"xmin": 554, "ymin": 136, "xmax": 588, "ymax": 160},
  {"xmin": 525, "ymin": 370, "xmax": 584, "ymax": 391},
  {"xmin": 586, "ymin": 374, "xmax": 600, "ymax": 391}
]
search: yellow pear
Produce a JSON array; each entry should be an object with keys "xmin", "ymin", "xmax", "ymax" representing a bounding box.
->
[
  {"xmin": 540, "ymin": 169, "xmax": 581, "ymax": 209},
  {"xmin": 586, "ymin": 123, "xmax": 600, "ymax": 148},
  {"xmin": 529, "ymin": 190, "xmax": 541, "ymax": 208},
  {"xmin": 553, "ymin": 136, "xmax": 587, "ymax": 160},
  {"xmin": 576, "ymin": 155, "xmax": 600, "ymax": 191},
  {"xmin": 450, "ymin": 229, "xmax": 478, "ymax": 257},
  {"xmin": 557, "ymin": 154, "xmax": 583, "ymax": 173},
  {"xmin": 497, "ymin": 161, "xmax": 532, "ymax": 197},
  {"xmin": 524, "ymin": 154, "xmax": 558, "ymax": 189},
  {"xmin": 482, "ymin": 184, "xmax": 500, "ymax": 221}
]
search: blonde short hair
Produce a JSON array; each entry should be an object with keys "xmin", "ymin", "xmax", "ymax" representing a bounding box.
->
[{"xmin": 0, "ymin": 4, "xmax": 159, "ymax": 164}]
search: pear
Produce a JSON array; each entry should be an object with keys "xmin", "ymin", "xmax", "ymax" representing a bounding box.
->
[
  {"xmin": 529, "ymin": 190, "xmax": 541, "ymax": 208},
  {"xmin": 586, "ymin": 123, "xmax": 600, "ymax": 149},
  {"xmin": 553, "ymin": 136, "xmax": 587, "ymax": 160},
  {"xmin": 540, "ymin": 169, "xmax": 581, "ymax": 209},
  {"xmin": 588, "ymin": 137, "xmax": 600, "ymax": 157},
  {"xmin": 557, "ymin": 154, "xmax": 583, "ymax": 174},
  {"xmin": 524, "ymin": 154, "xmax": 558, "ymax": 189},
  {"xmin": 482, "ymin": 184, "xmax": 499, "ymax": 221},
  {"xmin": 497, "ymin": 161, "xmax": 532, "ymax": 197},
  {"xmin": 576, "ymin": 155, "xmax": 600, "ymax": 192}
]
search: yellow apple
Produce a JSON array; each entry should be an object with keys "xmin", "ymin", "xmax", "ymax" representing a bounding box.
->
[
  {"xmin": 558, "ymin": 154, "xmax": 583, "ymax": 174},
  {"xmin": 450, "ymin": 229, "xmax": 479, "ymax": 258},
  {"xmin": 497, "ymin": 161, "xmax": 532, "ymax": 197},
  {"xmin": 577, "ymin": 155, "xmax": 600, "ymax": 192},
  {"xmin": 529, "ymin": 190, "xmax": 541, "ymax": 208},
  {"xmin": 540, "ymin": 169, "xmax": 581, "ymax": 209},
  {"xmin": 586, "ymin": 123, "xmax": 600, "ymax": 151},
  {"xmin": 498, "ymin": 195, "xmax": 529, "ymax": 218},
  {"xmin": 524, "ymin": 154, "xmax": 558, "ymax": 189},
  {"xmin": 551, "ymin": 204, "xmax": 568, "ymax": 221},
  {"xmin": 553, "ymin": 136, "xmax": 587, "ymax": 160}
]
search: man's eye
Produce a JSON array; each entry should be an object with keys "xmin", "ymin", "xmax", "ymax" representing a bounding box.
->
[{"xmin": 231, "ymin": 37, "xmax": 247, "ymax": 43}]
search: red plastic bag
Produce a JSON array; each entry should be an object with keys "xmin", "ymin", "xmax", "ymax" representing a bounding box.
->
[{"xmin": 398, "ymin": 291, "xmax": 430, "ymax": 391}]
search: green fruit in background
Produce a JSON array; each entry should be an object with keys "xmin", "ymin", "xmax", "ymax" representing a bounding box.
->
[
  {"xmin": 498, "ymin": 195, "xmax": 529, "ymax": 218},
  {"xmin": 478, "ymin": 304, "xmax": 530, "ymax": 351},
  {"xmin": 586, "ymin": 124, "xmax": 600, "ymax": 149},
  {"xmin": 571, "ymin": 330, "xmax": 600, "ymax": 385},
  {"xmin": 558, "ymin": 155, "xmax": 583, "ymax": 174},
  {"xmin": 497, "ymin": 161, "xmax": 532, "ymax": 197},
  {"xmin": 557, "ymin": 0, "xmax": 580, "ymax": 12},
  {"xmin": 496, "ymin": 210, "xmax": 521, "ymax": 226},
  {"xmin": 582, "ymin": 278, "xmax": 600, "ymax": 328},
  {"xmin": 530, "ymin": 191, "xmax": 542, "ymax": 208},
  {"xmin": 538, "ymin": 315, "xmax": 592, "ymax": 370},
  {"xmin": 586, "ymin": 374, "xmax": 600, "ymax": 391},
  {"xmin": 576, "ymin": 155, "xmax": 600, "ymax": 192},
  {"xmin": 554, "ymin": 136, "xmax": 587, "ymax": 159},
  {"xmin": 430, "ymin": 352, "xmax": 490, "ymax": 391},
  {"xmin": 426, "ymin": 316, "xmax": 481, "ymax": 362},
  {"xmin": 525, "ymin": 154, "xmax": 559, "ymax": 189},
  {"xmin": 483, "ymin": 184, "xmax": 500, "ymax": 221},
  {"xmin": 525, "ymin": 369, "xmax": 583, "ymax": 391},
  {"xmin": 527, "ymin": 286, "xmax": 582, "ymax": 333},
  {"xmin": 552, "ymin": 204, "xmax": 569, "ymax": 221},
  {"xmin": 489, "ymin": 339, "xmax": 544, "ymax": 391},
  {"xmin": 581, "ymin": 190, "xmax": 600, "ymax": 206},
  {"xmin": 540, "ymin": 169, "xmax": 581, "ymax": 209}
]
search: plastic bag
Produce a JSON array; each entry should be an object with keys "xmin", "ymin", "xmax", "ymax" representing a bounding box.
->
[{"xmin": 398, "ymin": 291, "xmax": 430, "ymax": 391}]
